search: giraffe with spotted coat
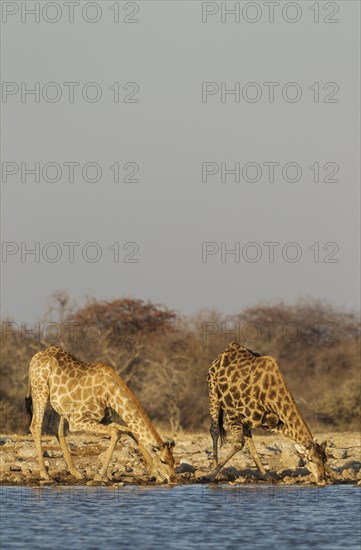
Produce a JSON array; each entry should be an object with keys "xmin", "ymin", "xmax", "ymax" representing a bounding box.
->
[
  {"xmin": 207, "ymin": 342, "xmax": 327, "ymax": 485},
  {"xmin": 26, "ymin": 346, "xmax": 175, "ymax": 483}
]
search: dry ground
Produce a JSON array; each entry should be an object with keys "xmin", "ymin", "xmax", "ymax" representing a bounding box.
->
[{"xmin": 1, "ymin": 431, "xmax": 360, "ymax": 486}]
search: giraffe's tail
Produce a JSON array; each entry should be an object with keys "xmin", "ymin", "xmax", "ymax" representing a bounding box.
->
[
  {"xmin": 25, "ymin": 396, "xmax": 33, "ymax": 421},
  {"xmin": 218, "ymin": 407, "xmax": 227, "ymax": 446},
  {"xmin": 25, "ymin": 371, "xmax": 33, "ymax": 422}
]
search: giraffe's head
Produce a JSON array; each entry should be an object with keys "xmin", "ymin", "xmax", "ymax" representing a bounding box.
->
[
  {"xmin": 148, "ymin": 437, "xmax": 176, "ymax": 483},
  {"xmin": 296, "ymin": 440, "xmax": 327, "ymax": 485}
]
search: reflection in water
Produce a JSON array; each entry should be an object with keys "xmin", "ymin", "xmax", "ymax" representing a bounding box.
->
[{"xmin": 1, "ymin": 485, "xmax": 360, "ymax": 550}]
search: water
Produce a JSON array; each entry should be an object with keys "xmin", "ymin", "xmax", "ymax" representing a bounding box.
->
[{"xmin": 0, "ymin": 485, "xmax": 360, "ymax": 550}]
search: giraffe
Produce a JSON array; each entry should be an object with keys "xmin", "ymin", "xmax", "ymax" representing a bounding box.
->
[
  {"xmin": 207, "ymin": 342, "xmax": 328, "ymax": 485},
  {"xmin": 25, "ymin": 346, "xmax": 175, "ymax": 483}
]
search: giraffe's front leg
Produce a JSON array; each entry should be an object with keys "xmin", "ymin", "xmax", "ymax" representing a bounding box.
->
[
  {"xmin": 244, "ymin": 431, "xmax": 267, "ymax": 476},
  {"xmin": 68, "ymin": 420, "xmax": 136, "ymax": 482},
  {"xmin": 94, "ymin": 429, "xmax": 120, "ymax": 482},
  {"xmin": 57, "ymin": 416, "xmax": 83, "ymax": 480}
]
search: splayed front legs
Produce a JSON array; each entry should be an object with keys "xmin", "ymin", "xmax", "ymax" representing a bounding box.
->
[
  {"xmin": 66, "ymin": 420, "xmax": 137, "ymax": 482},
  {"xmin": 209, "ymin": 422, "xmax": 266, "ymax": 479}
]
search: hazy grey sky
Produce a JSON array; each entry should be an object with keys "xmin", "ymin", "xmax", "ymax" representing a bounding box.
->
[{"xmin": 1, "ymin": 0, "xmax": 360, "ymax": 323}]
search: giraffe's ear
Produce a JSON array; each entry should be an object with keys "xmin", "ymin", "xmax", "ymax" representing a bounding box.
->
[
  {"xmin": 295, "ymin": 444, "xmax": 306, "ymax": 455},
  {"xmin": 163, "ymin": 437, "xmax": 175, "ymax": 450}
]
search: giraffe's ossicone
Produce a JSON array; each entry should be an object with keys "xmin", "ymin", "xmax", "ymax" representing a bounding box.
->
[
  {"xmin": 207, "ymin": 342, "xmax": 328, "ymax": 485},
  {"xmin": 26, "ymin": 346, "xmax": 176, "ymax": 483}
]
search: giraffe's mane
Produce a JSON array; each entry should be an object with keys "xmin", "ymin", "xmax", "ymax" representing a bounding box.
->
[
  {"xmin": 53, "ymin": 347, "xmax": 83, "ymax": 364},
  {"xmin": 213, "ymin": 343, "xmax": 262, "ymax": 368},
  {"xmin": 227, "ymin": 342, "xmax": 262, "ymax": 357}
]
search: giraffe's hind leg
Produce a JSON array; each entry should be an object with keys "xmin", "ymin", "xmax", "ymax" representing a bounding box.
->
[
  {"xmin": 210, "ymin": 420, "xmax": 219, "ymax": 467},
  {"xmin": 207, "ymin": 422, "xmax": 246, "ymax": 480},
  {"xmin": 208, "ymin": 388, "xmax": 223, "ymax": 467},
  {"xmin": 58, "ymin": 416, "xmax": 83, "ymax": 479}
]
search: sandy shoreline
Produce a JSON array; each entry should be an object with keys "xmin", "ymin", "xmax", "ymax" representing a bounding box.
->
[{"xmin": 1, "ymin": 431, "xmax": 360, "ymax": 486}]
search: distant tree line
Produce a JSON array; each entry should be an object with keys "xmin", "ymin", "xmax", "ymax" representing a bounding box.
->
[{"xmin": 1, "ymin": 292, "xmax": 360, "ymax": 434}]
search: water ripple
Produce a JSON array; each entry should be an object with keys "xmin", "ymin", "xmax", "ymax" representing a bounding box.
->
[{"xmin": 1, "ymin": 485, "xmax": 360, "ymax": 550}]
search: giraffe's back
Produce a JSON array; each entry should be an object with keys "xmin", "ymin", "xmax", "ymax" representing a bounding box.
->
[
  {"xmin": 210, "ymin": 343, "xmax": 294, "ymax": 429},
  {"xmin": 29, "ymin": 346, "xmax": 116, "ymax": 421}
]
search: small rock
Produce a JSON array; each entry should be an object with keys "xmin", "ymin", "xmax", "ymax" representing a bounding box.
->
[
  {"xmin": 341, "ymin": 468, "xmax": 357, "ymax": 481},
  {"xmin": 235, "ymin": 476, "xmax": 247, "ymax": 484},
  {"xmin": 176, "ymin": 463, "xmax": 196, "ymax": 474},
  {"xmin": 121, "ymin": 476, "xmax": 136, "ymax": 484},
  {"xmin": 179, "ymin": 440, "xmax": 193, "ymax": 447},
  {"xmin": 18, "ymin": 448, "xmax": 36, "ymax": 459},
  {"xmin": 280, "ymin": 451, "xmax": 300, "ymax": 470},
  {"xmin": 193, "ymin": 470, "xmax": 210, "ymax": 480},
  {"xmin": 40, "ymin": 479, "xmax": 55, "ymax": 486},
  {"xmin": 220, "ymin": 467, "xmax": 239, "ymax": 480},
  {"xmin": 12, "ymin": 476, "xmax": 23, "ymax": 483},
  {"xmin": 277, "ymin": 468, "xmax": 293, "ymax": 477},
  {"xmin": 298, "ymin": 474, "xmax": 313, "ymax": 484},
  {"xmin": 265, "ymin": 443, "xmax": 282, "ymax": 453},
  {"xmin": 283, "ymin": 476, "xmax": 294, "ymax": 484},
  {"xmin": 51, "ymin": 468, "xmax": 66, "ymax": 477},
  {"xmin": 23, "ymin": 461, "xmax": 38, "ymax": 473},
  {"xmin": 0, "ymin": 437, "xmax": 13, "ymax": 446},
  {"xmin": 43, "ymin": 450, "xmax": 63, "ymax": 458},
  {"xmin": 173, "ymin": 445, "xmax": 189, "ymax": 455},
  {"xmin": 328, "ymin": 449, "xmax": 348, "ymax": 459}
]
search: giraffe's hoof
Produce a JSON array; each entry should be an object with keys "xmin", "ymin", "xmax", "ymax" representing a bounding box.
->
[
  {"xmin": 71, "ymin": 471, "xmax": 84, "ymax": 480},
  {"xmin": 39, "ymin": 479, "xmax": 55, "ymax": 486},
  {"xmin": 86, "ymin": 479, "xmax": 100, "ymax": 486}
]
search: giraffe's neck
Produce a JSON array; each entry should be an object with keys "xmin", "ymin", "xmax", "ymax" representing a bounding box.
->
[
  {"xmin": 106, "ymin": 369, "xmax": 163, "ymax": 448},
  {"xmin": 278, "ymin": 387, "xmax": 314, "ymax": 447},
  {"xmin": 291, "ymin": 413, "xmax": 314, "ymax": 447}
]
